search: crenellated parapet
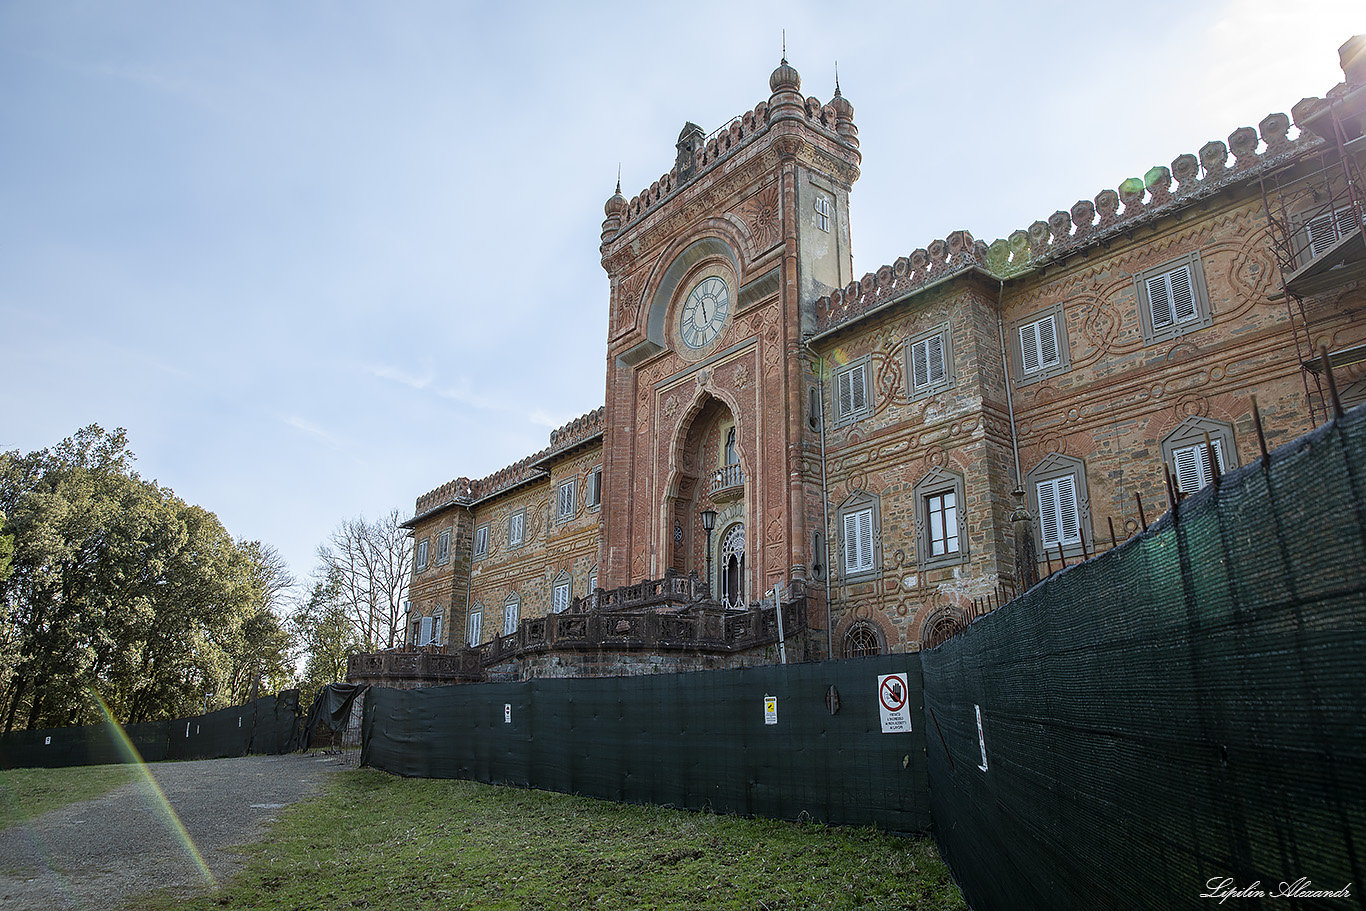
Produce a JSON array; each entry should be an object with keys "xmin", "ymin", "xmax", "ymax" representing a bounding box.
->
[
  {"xmin": 412, "ymin": 477, "xmax": 473, "ymax": 523},
  {"xmin": 546, "ymin": 406, "xmax": 605, "ymax": 454},
  {"xmin": 411, "ymin": 407, "xmax": 607, "ymax": 521},
  {"xmin": 812, "ymin": 111, "xmax": 1321, "ymax": 336},
  {"xmin": 603, "ymin": 60, "xmax": 860, "ymax": 248}
]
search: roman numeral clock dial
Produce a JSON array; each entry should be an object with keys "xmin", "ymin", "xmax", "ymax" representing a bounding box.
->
[{"xmin": 679, "ymin": 276, "xmax": 730, "ymax": 350}]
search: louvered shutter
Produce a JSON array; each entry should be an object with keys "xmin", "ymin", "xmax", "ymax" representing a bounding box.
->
[
  {"xmin": 1169, "ymin": 266, "xmax": 1196, "ymax": 323},
  {"xmin": 843, "ymin": 511, "xmax": 860, "ymax": 572},
  {"xmin": 1020, "ymin": 322, "xmax": 1041, "ymax": 373},
  {"xmin": 850, "ymin": 364, "xmax": 866, "ymax": 413},
  {"xmin": 1172, "ymin": 445, "xmax": 1206, "ymax": 493},
  {"xmin": 912, "ymin": 339, "xmax": 930, "ymax": 389},
  {"xmin": 1148, "ymin": 273, "xmax": 1175, "ymax": 329},
  {"xmin": 838, "ymin": 370, "xmax": 854, "ymax": 416},
  {"xmin": 432, "ymin": 615, "xmax": 442, "ymax": 646},
  {"xmin": 419, "ymin": 616, "xmax": 433, "ymax": 646},
  {"xmin": 553, "ymin": 582, "xmax": 570, "ymax": 613},
  {"xmin": 1307, "ymin": 211, "xmax": 1339, "ymax": 258},
  {"xmin": 1056, "ymin": 475, "xmax": 1079, "ymax": 545},
  {"xmin": 1037, "ymin": 316, "xmax": 1058, "ymax": 367},
  {"xmin": 510, "ymin": 512, "xmax": 523, "ymax": 546},
  {"xmin": 1037, "ymin": 480, "xmax": 1061, "ymax": 547},
  {"xmin": 857, "ymin": 508, "xmax": 874, "ymax": 571},
  {"xmin": 927, "ymin": 335, "xmax": 945, "ymax": 384},
  {"xmin": 467, "ymin": 610, "xmax": 482, "ymax": 646}
]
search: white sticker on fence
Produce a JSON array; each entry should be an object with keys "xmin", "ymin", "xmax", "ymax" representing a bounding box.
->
[
  {"xmin": 764, "ymin": 695, "xmax": 778, "ymax": 725},
  {"xmin": 504, "ymin": 704, "xmax": 511, "ymax": 724},
  {"xmin": 44, "ymin": 736, "xmax": 51, "ymax": 745},
  {"xmin": 975, "ymin": 704, "xmax": 989, "ymax": 771},
  {"xmin": 878, "ymin": 673, "xmax": 912, "ymax": 733}
]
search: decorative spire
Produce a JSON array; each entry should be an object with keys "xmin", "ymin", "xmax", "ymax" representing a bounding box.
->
[
  {"xmin": 834, "ymin": 60, "xmax": 840, "ymax": 96},
  {"xmin": 782, "ymin": 29, "xmax": 787, "ymax": 65}
]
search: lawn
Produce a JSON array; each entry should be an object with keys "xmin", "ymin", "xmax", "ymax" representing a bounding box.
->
[
  {"xmin": 0, "ymin": 762, "xmax": 136, "ymax": 828},
  {"xmin": 133, "ymin": 768, "xmax": 966, "ymax": 911}
]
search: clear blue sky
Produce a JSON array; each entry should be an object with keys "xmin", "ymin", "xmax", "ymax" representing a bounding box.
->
[{"xmin": 2, "ymin": 0, "xmax": 1360, "ymax": 590}]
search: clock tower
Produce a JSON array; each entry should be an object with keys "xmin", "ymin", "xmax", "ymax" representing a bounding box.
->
[{"xmin": 596, "ymin": 59, "xmax": 860, "ymax": 643}]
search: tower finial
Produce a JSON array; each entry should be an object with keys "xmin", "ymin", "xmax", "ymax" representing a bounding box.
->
[
  {"xmin": 782, "ymin": 29, "xmax": 787, "ymax": 65},
  {"xmin": 616, "ymin": 163, "xmax": 621, "ymax": 195},
  {"xmin": 834, "ymin": 60, "xmax": 840, "ymax": 95}
]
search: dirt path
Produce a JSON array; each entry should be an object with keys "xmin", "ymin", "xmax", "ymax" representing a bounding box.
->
[{"xmin": 0, "ymin": 753, "xmax": 349, "ymax": 910}]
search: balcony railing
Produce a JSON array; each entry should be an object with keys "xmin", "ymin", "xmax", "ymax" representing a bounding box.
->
[{"xmin": 710, "ymin": 462, "xmax": 744, "ymax": 501}]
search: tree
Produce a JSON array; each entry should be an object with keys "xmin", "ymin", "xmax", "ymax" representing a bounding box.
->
[
  {"xmin": 0, "ymin": 426, "xmax": 299, "ymax": 730},
  {"xmin": 290, "ymin": 573, "xmax": 360, "ymax": 706},
  {"xmin": 314, "ymin": 510, "xmax": 411, "ymax": 652}
]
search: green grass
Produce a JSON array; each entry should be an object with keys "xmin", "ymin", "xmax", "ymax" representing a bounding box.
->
[
  {"xmin": 133, "ymin": 769, "xmax": 965, "ymax": 911},
  {"xmin": 0, "ymin": 762, "xmax": 136, "ymax": 828}
]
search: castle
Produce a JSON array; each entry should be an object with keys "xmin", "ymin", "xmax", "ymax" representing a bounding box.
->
[{"xmin": 352, "ymin": 37, "xmax": 1366, "ymax": 686}]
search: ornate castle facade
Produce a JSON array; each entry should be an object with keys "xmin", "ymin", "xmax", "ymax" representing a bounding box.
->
[{"xmin": 363, "ymin": 38, "xmax": 1366, "ymax": 684}]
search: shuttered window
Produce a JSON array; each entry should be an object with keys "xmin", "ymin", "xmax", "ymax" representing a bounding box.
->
[
  {"xmin": 587, "ymin": 468, "xmax": 602, "ymax": 509},
  {"xmin": 508, "ymin": 511, "xmax": 524, "ymax": 547},
  {"xmin": 436, "ymin": 530, "xmax": 450, "ymax": 563},
  {"xmin": 416, "ymin": 539, "xmax": 429, "ymax": 570},
  {"xmin": 1146, "ymin": 265, "xmax": 1198, "ymax": 331},
  {"xmin": 835, "ymin": 363, "xmax": 868, "ymax": 420},
  {"xmin": 1172, "ymin": 439, "xmax": 1226, "ymax": 494},
  {"xmin": 1306, "ymin": 206, "xmax": 1360, "ymax": 259},
  {"xmin": 553, "ymin": 580, "xmax": 571, "ymax": 613},
  {"xmin": 431, "ymin": 614, "xmax": 442, "ymax": 647},
  {"xmin": 842, "ymin": 507, "xmax": 875, "ymax": 575},
  {"xmin": 502, "ymin": 596, "xmax": 520, "ymax": 636},
  {"xmin": 466, "ymin": 608, "xmax": 482, "ymax": 647},
  {"xmin": 1019, "ymin": 315, "xmax": 1060, "ymax": 375},
  {"xmin": 474, "ymin": 524, "xmax": 489, "ymax": 558},
  {"xmin": 418, "ymin": 616, "xmax": 434, "ymax": 646},
  {"xmin": 910, "ymin": 334, "xmax": 947, "ymax": 391},
  {"xmin": 1036, "ymin": 475, "xmax": 1081, "ymax": 548}
]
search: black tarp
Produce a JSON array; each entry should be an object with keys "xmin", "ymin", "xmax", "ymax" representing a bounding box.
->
[
  {"xmin": 300, "ymin": 683, "xmax": 368, "ymax": 752},
  {"xmin": 361, "ymin": 655, "xmax": 931, "ymax": 833},
  {"xmin": 0, "ymin": 692, "xmax": 301, "ymax": 769},
  {"xmin": 922, "ymin": 405, "xmax": 1366, "ymax": 911}
]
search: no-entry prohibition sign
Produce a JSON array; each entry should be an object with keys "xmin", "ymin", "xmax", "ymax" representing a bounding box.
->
[{"xmin": 878, "ymin": 673, "xmax": 913, "ymax": 733}]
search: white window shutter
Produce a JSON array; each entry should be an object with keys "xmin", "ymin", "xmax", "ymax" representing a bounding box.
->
[
  {"xmin": 850, "ymin": 365, "xmax": 866, "ymax": 413},
  {"xmin": 1173, "ymin": 445, "xmax": 1206, "ymax": 493},
  {"xmin": 837, "ymin": 370, "xmax": 853, "ymax": 416},
  {"xmin": 1037, "ymin": 316, "xmax": 1058, "ymax": 367},
  {"xmin": 857, "ymin": 508, "xmax": 874, "ymax": 571},
  {"xmin": 1037, "ymin": 479, "xmax": 1061, "ymax": 547},
  {"xmin": 432, "ymin": 615, "xmax": 442, "ymax": 645},
  {"xmin": 467, "ymin": 610, "xmax": 481, "ymax": 646},
  {"xmin": 1169, "ymin": 266, "xmax": 1196, "ymax": 323},
  {"xmin": 1020, "ymin": 323, "xmax": 1041, "ymax": 373},
  {"xmin": 1307, "ymin": 212, "xmax": 1339, "ymax": 258},
  {"xmin": 912, "ymin": 340, "xmax": 930, "ymax": 389},
  {"xmin": 927, "ymin": 335, "xmax": 945, "ymax": 385},
  {"xmin": 1056, "ymin": 475, "xmax": 1079, "ymax": 545},
  {"xmin": 1148, "ymin": 274, "xmax": 1175, "ymax": 329},
  {"xmin": 419, "ymin": 616, "xmax": 433, "ymax": 646},
  {"xmin": 843, "ymin": 511, "xmax": 860, "ymax": 571}
]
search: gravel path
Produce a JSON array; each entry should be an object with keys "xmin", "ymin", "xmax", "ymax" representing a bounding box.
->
[{"xmin": 0, "ymin": 752, "xmax": 349, "ymax": 910}]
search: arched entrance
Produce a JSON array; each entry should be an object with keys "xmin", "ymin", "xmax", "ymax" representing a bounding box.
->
[{"xmin": 667, "ymin": 393, "xmax": 746, "ymax": 604}]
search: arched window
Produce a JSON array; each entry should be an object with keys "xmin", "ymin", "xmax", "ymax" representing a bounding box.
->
[
  {"xmin": 843, "ymin": 622, "xmax": 883, "ymax": 658},
  {"xmin": 720, "ymin": 523, "xmax": 745, "ymax": 609}
]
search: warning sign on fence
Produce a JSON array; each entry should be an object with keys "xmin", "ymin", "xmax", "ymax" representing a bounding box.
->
[{"xmin": 878, "ymin": 673, "xmax": 912, "ymax": 733}]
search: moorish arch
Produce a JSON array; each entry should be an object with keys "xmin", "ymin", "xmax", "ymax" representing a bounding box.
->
[{"xmin": 664, "ymin": 388, "xmax": 750, "ymax": 603}]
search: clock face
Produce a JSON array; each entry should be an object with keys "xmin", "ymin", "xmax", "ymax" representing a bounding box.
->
[{"xmin": 679, "ymin": 276, "xmax": 730, "ymax": 350}]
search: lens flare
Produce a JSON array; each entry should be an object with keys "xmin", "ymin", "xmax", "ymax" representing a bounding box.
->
[{"xmin": 90, "ymin": 691, "xmax": 216, "ymax": 888}]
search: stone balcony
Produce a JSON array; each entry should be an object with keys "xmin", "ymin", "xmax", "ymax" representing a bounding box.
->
[{"xmin": 709, "ymin": 463, "xmax": 744, "ymax": 503}]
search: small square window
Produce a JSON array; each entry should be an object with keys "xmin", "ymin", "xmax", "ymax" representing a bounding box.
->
[
  {"xmin": 907, "ymin": 324, "xmax": 954, "ymax": 400},
  {"xmin": 416, "ymin": 538, "xmax": 429, "ymax": 571},
  {"xmin": 508, "ymin": 510, "xmax": 525, "ymax": 548},
  {"xmin": 1135, "ymin": 252, "xmax": 1212, "ymax": 345},
  {"xmin": 1011, "ymin": 303, "xmax": 1071, "ymax": 386},
  {"xmin": 473, "ymin": 523, "xmax": 489, "ymax": 559},
  {"xmin": 436, "ymin": 529, "xmax": 451, "ymax": 564},
  {"xmin": 557, "ymin": 479, "xmax": 576, "ymax": 522},
  {"xmin": 833, "ymin": 358, "xmax": 871, "ymax": 424}
]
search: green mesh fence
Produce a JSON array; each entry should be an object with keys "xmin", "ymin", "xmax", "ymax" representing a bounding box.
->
[
  {"xmin": 922, "ymin": 406, "xmax": 1366, "ymax": 911},
  {"xmin": 0, "ymin": 692, "xmax": 300, "ymax": 769},
  {"xmin": 362, "ymin": 655, "xmax": 931, "ymax": 832}
]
